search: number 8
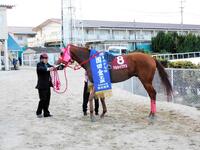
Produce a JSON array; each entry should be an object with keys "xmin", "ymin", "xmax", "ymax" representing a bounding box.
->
[{"xmin": 117, "ymin": 56, "xmax": 124, "ymax": 65}]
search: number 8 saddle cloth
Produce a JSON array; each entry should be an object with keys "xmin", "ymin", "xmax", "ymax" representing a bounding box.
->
[{"xmin": 104, "ymin": 52, "xmax": 128, "ymax": 70}]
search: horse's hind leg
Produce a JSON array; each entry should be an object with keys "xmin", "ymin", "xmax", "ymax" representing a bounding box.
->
[
  {"xmin": 89, "ymin": 87, "xmax": 96, "ymax": 122},
  {"xmin": 142, "ymin": 82, "xmax": 157, "ymax": 120},
  {"xmin": 100, "ymin": 97, "xmax": 107, "ymax": 118}
]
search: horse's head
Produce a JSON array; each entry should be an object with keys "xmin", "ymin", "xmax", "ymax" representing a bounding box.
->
[
  {"xmin": 58, "ymin": 44, "xmax": 91, "ymax": 69},
  {"xmin": 59, "ymin": 45, "xmax": 72, "ymax": 65}
]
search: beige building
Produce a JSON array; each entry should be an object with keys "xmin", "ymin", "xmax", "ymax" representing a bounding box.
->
[{"xmin": 28, "ymin": 19, "xmax": 61, "ymax": 47}]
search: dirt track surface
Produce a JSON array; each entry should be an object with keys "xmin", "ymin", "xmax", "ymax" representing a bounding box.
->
[{"xmin": 0, "ymin": 68, "xmax": 199, "ymax": 150}]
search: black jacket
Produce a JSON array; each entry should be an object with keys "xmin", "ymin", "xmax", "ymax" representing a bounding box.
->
[{"xmin": 36, "ymin": 62, "xmax": 53, "ymax": 89}]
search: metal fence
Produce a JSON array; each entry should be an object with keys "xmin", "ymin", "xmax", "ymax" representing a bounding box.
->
[
  {"xmin": 114, "ymin": 68, "xmax": 200, "ymax": 108},
  {"xmin": 152, "ymin": 51, "xmax": 200, "ymax": 60},
  {"xmin": 22, "ymin": 53, "xmax": 60, "ymax": 67}
]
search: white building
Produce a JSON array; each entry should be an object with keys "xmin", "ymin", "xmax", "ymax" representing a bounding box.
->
[
  {"xmin": 28, "ymin": 19, "xmax": 61, "ymax": 47},
  {"xmin": 72, "ymin": 20, "xmax": 200, "ymax": 50},
  {"xmin": 29, "ymin": 18, "xmax": 200, "ymax": 51}
]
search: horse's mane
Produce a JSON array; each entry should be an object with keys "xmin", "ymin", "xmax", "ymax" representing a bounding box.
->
[
  {"xmin": 69, "ymin": 44, "xmax": 91, "ymax": 54},
  {"xmin": 69, "ymin": 44, "xmax": 90, "ymax": 51}
]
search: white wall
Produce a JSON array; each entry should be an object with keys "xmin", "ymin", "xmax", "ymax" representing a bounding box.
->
[
  {"xmin": 0, "ymin": 7, "xmax": 8, "ymax": 40},
  {"xmin": 42, "ymin": 22, "xmax": 61, "ymax": 42}
]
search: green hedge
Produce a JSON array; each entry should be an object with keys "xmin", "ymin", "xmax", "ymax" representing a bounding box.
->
[
  {"xmin": 169, "ymin": 61, "xmax": 200, "ymax": 69},
  {"xmin": 157, "ymin": 59, "xmax": 200, "ymax": 69}
]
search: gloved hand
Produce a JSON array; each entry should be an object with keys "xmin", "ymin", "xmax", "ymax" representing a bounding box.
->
[{"xmin": 56, "ymin": 64, "xmax": 65, "ymax": 70}]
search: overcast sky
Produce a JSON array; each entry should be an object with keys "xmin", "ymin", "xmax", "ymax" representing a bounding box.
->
[{"xmin": 3, "ymin": 0, "xmax": 200, "ymax": 27}]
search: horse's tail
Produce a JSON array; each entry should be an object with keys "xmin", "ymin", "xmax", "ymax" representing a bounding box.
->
[{"xmin": 154, "ymin": 59, "xmax": 173, "ymax": 101}]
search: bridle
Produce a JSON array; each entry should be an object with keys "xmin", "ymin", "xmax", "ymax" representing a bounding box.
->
[
  {"xmin": 60, "ymin": 44, "xmax": 102, "ymax": 70},
  {"xmin": 52, "ymin": 44, "xmax": 102, "ymax": 94}
]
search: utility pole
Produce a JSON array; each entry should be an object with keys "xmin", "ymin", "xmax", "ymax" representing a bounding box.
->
[
  {"xmin": 61, "ymin": 0, "xmax": 64, "ymax": 47},
  {"xmin": 79, "ymin": 0, "xmax": 84, "ymax": 45},
  {"xmin": 69, "ymin": 0, "xmax": 73, "ymax": 43},
  {"xmin": 4, "ymin": 40, "xmax": 9, "ymax": 70},
  {"xmin": 133, "ymin": 19, "xmax": 137, "ymax": 50},
  {"xmin": 180, "ymin": 0, "xmax": 185, "ymax": 24},
  {"xmin": 62, "ymin": 0, "xmax": 75, "ymax": 45}
]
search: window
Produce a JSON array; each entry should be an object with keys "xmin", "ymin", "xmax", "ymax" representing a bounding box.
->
[
  {"xmin": 109, "ymin": 49, "xmax": 120, "ymax": 54},
  {"xmin": 17, "ymin": 35, "xmax": 23, "ymax": 41}
]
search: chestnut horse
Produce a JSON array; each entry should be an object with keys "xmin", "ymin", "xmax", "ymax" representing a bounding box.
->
[{"xmin": 59, "ymin": 44, "xmax": 172, "ymax": 122}]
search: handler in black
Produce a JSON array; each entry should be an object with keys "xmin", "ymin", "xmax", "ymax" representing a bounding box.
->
[
  {"xmin": 83, "ymin": 71, "xmax": 99, "ymax": 116},
  {"xmin": 36, "ymin": 53, "xmax": 54, "ymax": 118}
]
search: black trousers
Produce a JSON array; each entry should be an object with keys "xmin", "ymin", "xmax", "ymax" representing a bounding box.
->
[
  {"xmin": 36, "ymin": 88, "xmax": 51, "ymax": 116},
  {"xmin": 13, "ymin": 64, "xmax": 17, "ymax": 70},
  {"xmin": 83, "ymin": 81, "xmax": 99, "ymax": 113}
]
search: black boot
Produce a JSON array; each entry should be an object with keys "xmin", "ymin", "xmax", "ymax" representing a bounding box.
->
[
  {"xmin": 95, "ymin": 112, "xmax": 99, "ymax": 115},
  {"xmin": 83, "ymin": 111, "xmax": 87, "ymax": 116}
]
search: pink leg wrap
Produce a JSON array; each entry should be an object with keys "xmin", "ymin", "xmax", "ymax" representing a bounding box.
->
[{"xmin": 151, "ymin": 100, "xmax": 156, "ymax": 113}]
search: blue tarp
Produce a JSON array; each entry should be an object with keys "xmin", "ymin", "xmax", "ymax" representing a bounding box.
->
[{"xmin": 7, "ymin": 34, "xmax": 22, "ymax": 52}]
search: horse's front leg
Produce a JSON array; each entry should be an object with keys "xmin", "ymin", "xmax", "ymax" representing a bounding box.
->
[
  {"xmin": 100, "ymin": 97, "xmax": 107, "ymax": 118},
  {"xmin": 89, "ymin": 87, "xmax": 96, "ymax": 122}
]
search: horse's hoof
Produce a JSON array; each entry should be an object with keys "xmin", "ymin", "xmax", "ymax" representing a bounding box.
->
[
  {"xmin": 90, "ymin": 116, "xmax": 96, "ymax": 122},
  {"xmin": 148, "ymin": 113, "xmax": 156, "ymax": 124},
  {"xmin": 100, "ymin": 111, "xmax": 107, "ymax": 118},
  {"xmin": 100, "ymin": 114, "xmax": 104, "ymax": 118}
]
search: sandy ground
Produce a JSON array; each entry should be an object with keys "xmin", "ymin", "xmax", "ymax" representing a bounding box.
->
[{"xmin": 0, "ymin": 67, "xmax": 200, "ymax": 150}]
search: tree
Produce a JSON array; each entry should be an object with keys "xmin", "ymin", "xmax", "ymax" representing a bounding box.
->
[
  {"xmin": 152, "ymin": 31, "xmax": 166, "ymax": 53},
  {"xmin": 152, "ymin": 31, "xmax": 200, "ymax": 53}
]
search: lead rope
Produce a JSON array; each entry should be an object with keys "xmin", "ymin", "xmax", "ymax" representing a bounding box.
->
[
  {"xmin": 50, "ymin": 68, "xmax": 68, "ymax": 94},
  {"xmin": 50, "ymin": 50, "xmax": 102, "ymax": 93}
]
